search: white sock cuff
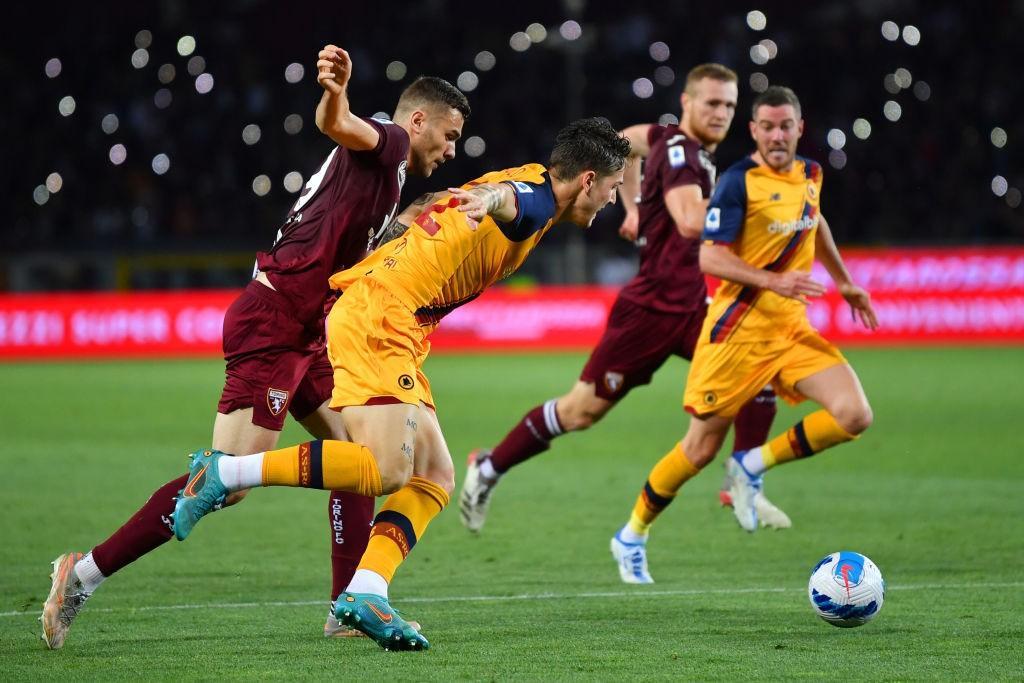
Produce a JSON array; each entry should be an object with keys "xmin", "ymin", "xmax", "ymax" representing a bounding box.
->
[
  {"xmin": 543, "ymin": 399, "xmax": 563, "ymax": 436},
  {"xmin": 617, "ymin": 525, "xmax": 648, "ymax": 545},
  {"xmin": 479, "ymin": 455, "xmax": 500, "ymax": 480},
  {"xmin": 74, "ymin": 552, "xmax": 106, "ymax": 593},
  {"xmin": 217, "ymin": 453, "xmax": 265, "ymax": 490},
  {"xmin": 346, "ymin": 569, "xmax": 389, "ymax": 598}
]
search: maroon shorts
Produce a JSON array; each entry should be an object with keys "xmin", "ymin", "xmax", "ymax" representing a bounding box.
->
[
  {"xmin": 217, "ymin": 281, "xmax": 333, "ymax": 431},
  {"xmin": 580, "ymin": 295, "xmax": 707, "ymax": 401}
]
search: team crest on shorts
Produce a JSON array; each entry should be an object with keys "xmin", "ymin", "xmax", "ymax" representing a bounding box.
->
[
  {"xmin": 703, "ymin": 391, "xmax": 717, "ymax": 406},
  {"xmin": 603, "ymin": 371, "xmax": 624, "ymax": 395},
  {"xmin": 267, "ymin": 388, "xmax": 289, "ymax": 416},
  {"xmin": 398, "ymin": 374, "xmax": 415, "ymax": 390}
]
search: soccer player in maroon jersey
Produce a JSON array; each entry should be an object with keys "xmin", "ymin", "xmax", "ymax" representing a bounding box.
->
[
  {"xmin": 41, "ymin": 45, "xmax": 469, "ymax": 650},
  {"xmin": 458, "ymin": 64, "xmax": 789, "ymax": 581}
]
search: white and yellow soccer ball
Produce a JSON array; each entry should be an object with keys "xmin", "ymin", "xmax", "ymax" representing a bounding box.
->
[{"xmin": 808, "ymin": 551, "xmax": 885, "ymax": 628}]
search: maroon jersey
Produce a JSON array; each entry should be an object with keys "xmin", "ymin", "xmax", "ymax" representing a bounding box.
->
[
  {"xmin": 255, "ymin": 117, "xmax": 410, "ymax": 329},
  {"xmin": 617, "ymin": 124, "xmax": 716, "ymax": 313}
]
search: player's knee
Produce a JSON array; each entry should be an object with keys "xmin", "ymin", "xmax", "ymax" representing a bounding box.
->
[
  {"xmin": 686, "ymin": 446, "xmax": 716, "ymax": 469},
  {"xmin": 835, "ymin": 402, "xmax": 873, "ymax": 436}
]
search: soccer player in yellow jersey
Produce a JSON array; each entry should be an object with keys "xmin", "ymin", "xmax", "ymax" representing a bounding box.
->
[
  {"xmin": 611, "ymin": 86, "xmax": 878, "ymax": 579},
  {"xmin": 171, "ymin": 118, "xmax": 630, "ymax": 650}
]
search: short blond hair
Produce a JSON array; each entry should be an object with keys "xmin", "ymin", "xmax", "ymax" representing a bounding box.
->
[{"xmin": 684, "ymin": 63, "xmax": 738, "ymax": 96}]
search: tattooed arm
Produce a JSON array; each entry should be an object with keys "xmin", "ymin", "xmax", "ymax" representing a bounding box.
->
[
  {"xmin": 447, "ymin": 183, "xmax": 517, "ymax": 227},
  {"xmin": 373, "ymin": 192, "xmax": 439, "ymax": 248}
]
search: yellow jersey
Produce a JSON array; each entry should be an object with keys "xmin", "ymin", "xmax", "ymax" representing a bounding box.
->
[
  {"xmin": 701, "ymin": 154, "xmax": 823, "ymax": 343},
  {"xmin": 328, "ymin": 163, "xmax": 558, "ymax": 333}
]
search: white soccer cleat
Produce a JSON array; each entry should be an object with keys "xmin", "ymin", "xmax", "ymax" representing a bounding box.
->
[
  {"xmin": 41, "ymin": 552, "xmax": 91, "ymax": 650},
  {"xmin": 754, "ymin": 491, "xmax": 792, "ymax": 529},
  {"xmin": 610, "ymin": 533, "xmax": 654, "ymax": 584},
  {"xmin": 726, "ymin": 458, "xmax": 760, "ymax": 533},
  {"xmin": 459, "ymin": 449, "xmax": 498, "ymax": 533}
]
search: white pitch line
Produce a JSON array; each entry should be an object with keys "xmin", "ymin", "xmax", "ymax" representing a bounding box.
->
[{"xmin": 4, "ymin": 581, "xmax": 1022, "ymax": 620}]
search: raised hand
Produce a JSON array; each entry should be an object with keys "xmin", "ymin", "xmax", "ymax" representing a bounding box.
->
[{"xmin": 317, "ymin": 45, "xmax": 352, "ymax": 96}]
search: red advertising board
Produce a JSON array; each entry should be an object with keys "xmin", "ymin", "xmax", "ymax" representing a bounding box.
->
[{"xmin": 1, "ymin": 247, "xmax": 1022, "ymax": 360}]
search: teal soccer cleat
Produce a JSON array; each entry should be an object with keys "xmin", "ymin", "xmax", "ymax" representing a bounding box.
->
[
  {"xmin": 172, "ymin": 449, "xmax": 228, "ymax": 541},
  {"xmin": 333, "ymin": 592, "xmax": 429, "ymax": 651}
]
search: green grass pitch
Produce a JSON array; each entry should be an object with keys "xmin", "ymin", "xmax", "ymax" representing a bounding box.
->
[{"xmin": 1, "ymin": 347, "xmax": 1022, "ymax": 680}]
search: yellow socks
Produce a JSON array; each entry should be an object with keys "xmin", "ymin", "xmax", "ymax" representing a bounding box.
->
[
  {"xmin": 627, "ymin": 442, "xmax": 700, "ymax": 536},
  {"xmin": 357, "ymin": 477, "xmax": 450, "ymax": 583},
  {"xmin": 261, "ymin": 440, "xmax": 383, "ymax": 497},
  {"xmin": 763, "ymin": 409, "xmax": 857, "ymax": 468}
]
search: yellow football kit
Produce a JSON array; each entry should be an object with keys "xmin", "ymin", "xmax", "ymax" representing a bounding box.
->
[
  {"xmin": 684, "ymin": 155, "xmax": 845, "ymax": 417},
  {"xmin": 326, "ymin": 163, "xmax": 558, "ymax": 408}
]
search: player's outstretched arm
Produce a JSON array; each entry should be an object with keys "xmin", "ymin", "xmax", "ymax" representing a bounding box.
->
[
  {"xmin": 616, "ymin": 125, "xmax": 652, "ymax": 241},
  {"xmin": 700, "ymin": 242, "xmax": 826, "ymax": 300},
  {"xmin": 814, "ymin": 214, "xmax": 878, "ymax": 329},
  {"xmin": 314, "ymin": 45, "xmax": 379, "ymax": 151},
  {"xmin": 448, "ymin": 183, "xmax": 517, "ymax": 228}
]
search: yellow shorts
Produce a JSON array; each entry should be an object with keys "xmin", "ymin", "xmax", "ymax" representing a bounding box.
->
[
  {"xmin": 683, "ymin": 322, "xmax": 846, "ymax": 418},
  {"xmin": 326, "ymin": 278, "xmax": 434, "ymax": 409}
]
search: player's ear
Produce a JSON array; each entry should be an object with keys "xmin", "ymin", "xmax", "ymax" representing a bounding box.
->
[
  {"xmin": 797, "ymin": 119, "xmax": 805, "ymax": 137},
  {"xmin": 749, "ymin": 120, "xmax": 757, "ymax": 141},
  {"xmin": 581, "ymin": 169, "xmax": 597, "ymax": 194},
  {"xmin": 409, "ymin": 109, "xmax": 427, "ymax": 134}
]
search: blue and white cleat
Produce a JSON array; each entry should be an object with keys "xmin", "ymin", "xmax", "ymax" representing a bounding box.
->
[
  {"xmin": 610, "ymin": 532, "xmax": 654, "ymax": 584},
  {"xmin": 333, "ymin": 592, "xmax": 429, "ymax": 651},
  {"xmin": 726, "ymin": 456, "xmax": 760, "ymax": 532},
  {"xmin": 172, "ymin": 449, "xmax": 229, "ymax": 541},
  {"xmin": 722, "ymin": 455, "xmax": 792, "ymax": 529}
]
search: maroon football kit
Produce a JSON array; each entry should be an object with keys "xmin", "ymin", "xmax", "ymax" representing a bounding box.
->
[
  {"xmin": 581, "ymin": 124, "xmax": 715, "ymax": 400},
  {"xmin": 88, "ymin": 118, "xmax": 409, "ymax": 603},
  {"xmin": 219, "ymin": 117, "xmax": 409, "ymax": 430}
]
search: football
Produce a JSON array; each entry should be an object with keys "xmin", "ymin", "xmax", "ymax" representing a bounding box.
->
[{"xmin": 808, "ymin": 551, "xmax": 885, "ymax": 628}]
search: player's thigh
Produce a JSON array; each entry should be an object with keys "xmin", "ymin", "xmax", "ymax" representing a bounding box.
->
[
  {"xmin": 793, "ymin": 362, "xmax": 872, "ymax": 433},
  {"xmin": 212, "ymin": 409, "xmax": 282, "ymax": 454},
  {"xmin": 411, "ymin": 405, "xmax": 455, "ymax": 494},
  {"xmin": 341, "ymin": 402, "xmax": 419, "ymax": 490},
  {"xmin": 298, "ymin": 400, "xmax": 350, "ymax": 441},
  {"xmin": 293, "ymin": 354, "xmax": 349, "ymax": 440}
]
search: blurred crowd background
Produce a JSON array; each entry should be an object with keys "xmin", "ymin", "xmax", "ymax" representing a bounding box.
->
[{"xmin": 4, "ymin": 0, "xmax": 1021, "ymax": 291}]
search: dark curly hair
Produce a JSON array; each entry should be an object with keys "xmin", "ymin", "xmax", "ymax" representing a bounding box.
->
[{"xmin": 548, "ymin": 117, "xmax": 631, "ymax": 181}]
